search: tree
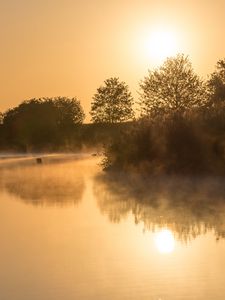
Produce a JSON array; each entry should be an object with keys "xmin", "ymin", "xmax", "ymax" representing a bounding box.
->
[
  {"xmin": 139, "ymin": 54, "xmax": 206, "ymax": 117},
  {"xmin": 207, "ymin": 59, "xmax": 225, "ymax": 105},
  {"xmin": 2, "ymin": 97, "xmax": 85, "ymax": 150},
  {"xmin": 0, "ymin": 112, "xmax": 3, "ymax": 125},
  {"xmin": 53, "ymin": 96, "xmax": 85, "ymax": 127},
  {"xmin": 204, "ymin": 59, "xmax": 225, "ymax": 130},
  {"xmin": 0, "ymin": 112, "xmax": 3, "ymax": 147},
  {"xmin": 90, "ymin": 77, "xmax": 134, "ymax": 123}
]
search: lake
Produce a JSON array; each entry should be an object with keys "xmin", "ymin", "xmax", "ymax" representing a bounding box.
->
[{"xmin": 0, "ymin": 155, "xmax": 225, "ymax": 300}]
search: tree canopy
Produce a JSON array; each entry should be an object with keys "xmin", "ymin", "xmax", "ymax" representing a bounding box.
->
[
  {"xmin": 2, "ymin": 97, "xmax": 85, "ymax": 150},
  {"xmin": 207, "ymin": 59, "xmax": 225, "ymax": 106},
  {"xmin": 139, "ymin": 54, "xmax": 206, "ymax": 117},
  {"xmin": 90, "ymin": 77, "xmax": 134, "ymax": 123},
  {"xmin": 52, "ymin": 96, "xmax": 85, "ymax": 128}
]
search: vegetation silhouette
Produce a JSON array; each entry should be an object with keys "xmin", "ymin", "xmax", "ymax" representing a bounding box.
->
[
  {"xmin": 103, "ymin": 55, "xmax": 225, "ymax": 175},
  {"xmin": 1, "ymin": 97, "xmax": 85, "ymax": 152},
  {"xmin": 0, "ymin": 159, "xmax": 85, "ymax": 207},
  {"xmin": 207, "ymin": 58, "xmax": 225, "ymax": 105},
  {"xmin": 102, "ymin": 115, "xmax": 225, "ymax": 174},
  {"xmin": 0, "ymin": 54, "xmax": 225, "ymax": 177},
  {"xmin": 139, "ymin": 54, "xmax": 206, "ymax": 117},
  {"xmin": 90, "ymin": 77, "xmax": 134, "ymax": 123},
  {"xmin": 79, "ymin": 121, "xmax": 133, "ymax": 151},
  {"xmin": 94, "ymin": 173, "xmax": 225, "ymax": 242}
]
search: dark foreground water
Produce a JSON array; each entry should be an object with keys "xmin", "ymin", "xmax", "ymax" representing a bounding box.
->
[{"xmin": 0, "ymin": 155, "xmax": 225, "ymax": 300}]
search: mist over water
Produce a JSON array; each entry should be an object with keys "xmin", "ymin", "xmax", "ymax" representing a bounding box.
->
[
  {"xmin": 0, "ymin": 154, "xmax": 90, "ymax": 206},
  {"xmin": 95, "ymin": 173, "xmax": 225, "ymax": 242},
  {"xmin": 0, "ymin": 155, "xmax": 225, "ymax": 300}
]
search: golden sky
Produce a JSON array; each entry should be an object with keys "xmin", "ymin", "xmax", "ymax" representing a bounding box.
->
[{"xmin": 1, "ymin": 0, "xmax": 225, "ymax": 120}]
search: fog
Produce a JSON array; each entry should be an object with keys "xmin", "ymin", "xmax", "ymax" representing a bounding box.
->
[
  {"xmin": 0, "ymin": 153, "xmax": 95, "ymax": 206},
  {"xmin": 94, "ymin": 172, "xmax": 225, "ymax": 242}
]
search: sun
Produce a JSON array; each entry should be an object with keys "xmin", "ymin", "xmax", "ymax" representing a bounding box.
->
[
  {"xmin": 139, "ymin": 27, "xmax": 179, "ymax": 65},
  {"xmin": 154, "ymin": 229, "xmax": 175, "ymax": 254},
  {"xmin": 149, "ymin": 29, "xmax": 178, "ymax": 61}
]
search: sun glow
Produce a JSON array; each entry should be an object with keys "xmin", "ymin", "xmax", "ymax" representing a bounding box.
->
[
  {"xmin": 150, "ymin": 29, "xmax": 177, "ymax": 59},
  {"xmin": 154, "ymin": 229, "xmax": 175, "ymax": 254},
  {"xmin": 138, "ymin": 27, "xmax": 179, "ymax": 65}
]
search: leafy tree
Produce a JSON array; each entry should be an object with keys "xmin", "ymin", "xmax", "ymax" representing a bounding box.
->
[
  {"xmin": 139, "ymin": 54, "xmax": 206, "ymax": 116},
  {"xmin": 2, "ymin": 97, "xmax": 85, "ymax": 150},
  {"xmin": 53, "ymin": 96, "xmax": 85, "ymax": 127},
  {"xmin": 3, "ymin": 99, "xmax": 56, "ymax": 149},
  {"xmin": 0, "ymin": 112, "xmax": 3, "ymax": 147},
  {"xmin": 207, "ymin": 59, "xmax": 225, "ymax": 105},
  {"xmin": 90, "ymin": 77, "xmax": 134, "ymax": 123}
]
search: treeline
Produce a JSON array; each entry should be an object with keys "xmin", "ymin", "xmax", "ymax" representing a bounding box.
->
[
  {"xmin": 0, "ymin": 95, "xmax": 133, "ymax": 152},
  {"xmin": 103, "ymin": 54, "xmax": 225, "ymax": 175},
  {"xmin": 0, "ymin": 54, "xmax": 225, "ymax": 169},
  {"xmin": 0, "ymin": 97, "xmax": 85, "ymax": 151}
]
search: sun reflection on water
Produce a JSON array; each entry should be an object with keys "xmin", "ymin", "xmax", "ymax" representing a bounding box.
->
[{"xmin": 154, "ymin": 229, "xmax": 175, "ymax": 254}]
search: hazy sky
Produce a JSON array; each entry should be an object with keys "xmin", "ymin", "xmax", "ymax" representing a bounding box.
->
[{"xmin": 1, "ymin": 0, "xmax": 225, "ymax": 120}]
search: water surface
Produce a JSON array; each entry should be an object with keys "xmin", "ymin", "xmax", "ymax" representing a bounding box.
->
[{"xmin": 0, "ymin": 155, "xmax": 225, "ymax": 300}]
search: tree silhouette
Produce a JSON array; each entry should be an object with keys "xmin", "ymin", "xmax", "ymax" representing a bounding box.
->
[
  {"xmin": 53, "ymin": 96, "xmax": 85, "ymax": 127},
  {"xmin": 0, "ymin": 112, "xmax": 3, "ymax": 147},
  {"xmin": 207, "ymin": 59, "xmax": 225, "ymax": 106},
  {"xmin": 2, "ymin": 97, "xmax": 85, "ymax": 150},
  {"xmin": 139, "ymin": 54, "xmax": 206, "ymax": 117},
  {"xmin": 90, "ymin": 77, "xmax": 134, "ymax": 123}
]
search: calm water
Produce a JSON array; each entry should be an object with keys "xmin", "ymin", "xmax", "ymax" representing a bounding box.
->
[{"xmin": 0, "ymin": 155, "xmax": 225, "ymax": 300}]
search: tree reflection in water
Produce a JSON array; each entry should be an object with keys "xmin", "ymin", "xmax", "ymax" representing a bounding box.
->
[
  {"xmin": 94, "ymin": 173, "xmax": 225, "ymax": 242},
  {"xmin": 0, "ymin": 160, "xmax": 85, "ymax": 207}
]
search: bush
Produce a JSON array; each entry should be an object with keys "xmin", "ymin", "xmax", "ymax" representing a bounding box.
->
[{"xmin": 103, "ymin": 112, "xmax": 225, "ymax": 175}]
